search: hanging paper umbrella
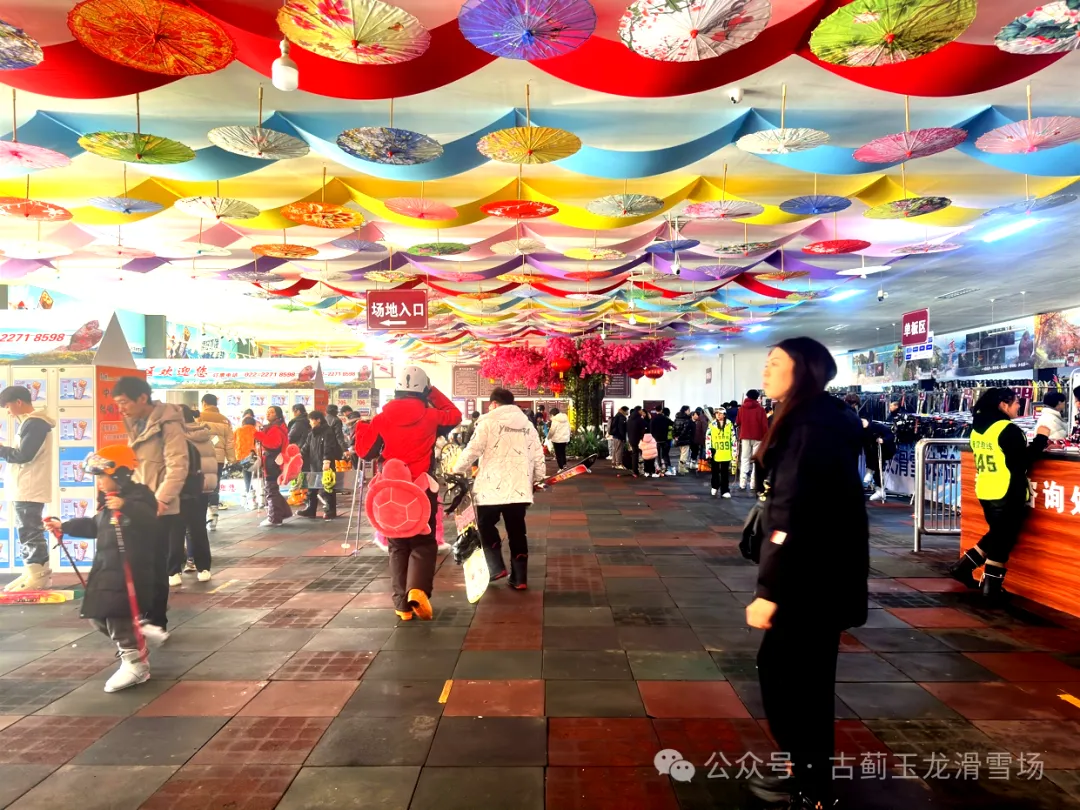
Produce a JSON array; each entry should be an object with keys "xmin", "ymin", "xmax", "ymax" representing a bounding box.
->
[
  {"xmin": 0, "ymin": 142, "xmax": 71, "ymax": 170},
  {"xmin": 409, "ymin": 242, "xmax": 471, "ymax": 256},
  {"xmin": 385, "ymin": 197, "xmax": 458, "ymax": 220},
  {"xmin": 87, "ymin": 195, "xmax": 164, "ymax": 215},
  {"xmin": 277, "ymin": 0, "xmax": 430, "ymax": 65},
  {"xmin": 975, "ymin": 116, "xmax": 1080, "ymax": 154},
  {"xmin": 480, "ymin": 200, "xmax": 559, "ymax": 219},
  {"xmin": 331, "ymin": 233, "xmax": 386, "ymax": 252},
  {"xmin": 786, "ymin": 290, "xmax": 831, "ymax": 301},
  {"xmin": 715, "ymin": 241, "xmax": 772, "ymax": 256},
  {"xmin": 0, "ymin": 19, "xmax": 43, "ymax": 70},
  {"xmin": 366, "ymin": 269, "xmax": 419, "ymax": 283},
  {"xmin": 0, "ymin": 199, "xmax": 72, "ymax": 222},
  {"xmin": 779, "ymin": 194, "xmax": 851, "ymax": 216},
  {"xmin": 492, "ymin": 238, "xmax": 546, "ymax": 255},
  {"xmin": 338, "ymin": 126, "xmax": 444, "ymax": 165},
  {"xmin": 864, "ymin": 197, "xmax": 951, "ymax": 219},
  {"xmin": 564, "ymin": 247, "xmax": 626, "ymax": 260},
  {"xmin": 566, "ymin": 293, "xmax": 607, "ymax": 302},
  {"xmin": 499, "ymin": 271, "xmax": 542, "ymax": 282},
  {"xmin": 564, "ymin": 269, "xmax": 616, "ymax": 280},
  {"xmin": 984, "ymin": 193, "xmax": 1078, "ymax": 217},
  {"xmin": 68, "ymin": 0, "xmax": 235, "ymax": 75},
  {"xmin": 153, "ymin": 243, "xmax": 232, "ymax": 258},
  {"xmin": 0, "ymin": 241, "xmax": 71, "ymax": 259},
  {"xmin": 757, "ymin": 270, "xmax": 810, "ymax": 281},
  {"xmin": 208, "ymin": 126, "xmax": 309, "ymax": 160},
  {"xmin": 176, "ymin": 196, "xmax": 260, "ymax": 221},
  {"xmin": 696, "ymin": 265, "xmax": 744, "ymax": 280},
  {"xmin": 809, "ymin": 0, "xmax": 977, "ymax": 67},
  {"xmin": 477, "ymin": 127, "xmax": 581, "ymax": 164},
  {"xmin": 618, "ymin": 0, "xmax": 773, "ymax": 62},
  {"xmin": 85, "ymin": 243, "xmax": 155, "ymax": 259},
  {"xmin": 803, "ymin": 239, "xmax": 871, "ymax": 255},
  {"xmin": 458, "ymin": 0, "xmax": 597, "ymax": 59},
  {"xmin": 736, "ymin": 128, "xmax": 830, "ymax": 155},
  {"xmin": 238, "ymin": 273, "xmax": 289, "ymax": 284},
  {"xmin": 996, "ymin": 2, "xmax": 1080, "ymax": 55},
  {"xmin": 684, "ymin": 200, "xmax": 764, "ymax": 220},
  {"xmin": 854, "ymin": 127, "xmax": 968, "ymax": 163},
  {"xmin": 275, "ymin": 303, "xmax": 308, "ymax": 312},
  {"xmin": 890, "ymin": 242, "xmax": 963, "ymax": 254},
  {"xmin": 78, "ymin": 131, "xmax": 196, "ymax": 164},
  {"xmin": 586, "ymin": 193, "xmax": 663, "ymax": 218},
  {"xmin": 252, "ymin": 243, "xmax": 319, "ymax": 259},
  {"xmin": 646, "ymin": 239, "xmax": 700, "ymax": 253},
  {"xmin": 281, "ymin": 202, "xmax": 365, "ymax": 229}
]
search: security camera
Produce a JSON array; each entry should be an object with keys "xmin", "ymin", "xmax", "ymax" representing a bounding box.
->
[
  {"xmin": 877, "ymin": 289, "xmax": 889, "ymax": 302},
  {"xmin": 726, "ymin": 86, "xmax": 743, "ymax": 104},
  {"xmin": 673, "ymin": 266, "xmax": 681, "ymax": 276}
]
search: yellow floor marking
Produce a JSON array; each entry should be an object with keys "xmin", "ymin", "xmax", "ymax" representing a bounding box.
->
[
  {"xmin": 438, "ymin": 680, "xmax": 453, "ymax": 704},
  {"xmin": 1059, "ymin": 692, "xmax": 1080, "ymax": 709},
  {"xmin": 207, "ymin": 579, "xmax": 236, "ymax": 594}
]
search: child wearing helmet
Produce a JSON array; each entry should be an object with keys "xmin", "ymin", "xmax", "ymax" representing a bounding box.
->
[{"xmin": 45, "ymin": 445, "xmax": 159, "ymax": 693}]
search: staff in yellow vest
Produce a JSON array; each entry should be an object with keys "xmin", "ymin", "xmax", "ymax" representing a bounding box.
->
[
  {"xmin": 708, "ymin": 410, "xmax": 734, "ymax": 499},
  {"xmin": 950, "ymin": 387, "xmax": 1046, "ymax": 604}
]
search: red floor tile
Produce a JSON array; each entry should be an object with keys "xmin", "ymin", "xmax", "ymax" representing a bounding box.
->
[
  {"xmin": 867, "ymin": 579, "xmax": 918, "ymax": 593},
  {"xmin": 141, "ymin": 763, "xmax": 299, "ymax": 810},
  {"xmin": 254, "ymin": 608, "xmax": 339, "ymax": 629},
  {"xmin": 280, "ymin": 591, "xmax": 356, "ymax": 610},
  {"xmin": 270, "ymin": 651, "xmax": 375, "ymax": 681},
  {"xmin": 443, "ymin": 679, "xmax": 545, "ymax": 717},
  {"xmin": 548, "ymin": 718, "xmax": 659, "ymax": 766},
  {"xmin": 0, "ymin": 716, "xmax": 119, "ymax": 764},
  {"xmin": 5, "ymin": 652, "xmax": 117, "ymax": 680},
  {"xmin": 965, "ymin": 653, "xmax": 1080, "ymax": 682},
  {"xmin": 637, "ymin": 681, "xmax": 751, "ymax": 719},
  {"xmin": 601, "ymin": 566, "xmax": 659, "ymax": 578},
  {"xmin": 237, "ymin": 681, "xmax": 358, "ymax": 717},
  {"xmin": 885, "ymin": 608, "xmax": 988, "ymax": 629},
  {"xmin": 839, "ymin": 632, "xmax": 871, "ymax": 653},
  {"xmin": 920, "ymin": 682, "xmax": 1070, "ymax": 721},
  {"xmin": 997, "ymin": 627, "xmax": 1080, "ymax": 653},
  {"xmin": 189, "ymin": 716, "xmax": 331, "ymax": 765},
  {"xmin": 832, "ymin": 720, "xmax": 894, "ymax": 758},
  {"xmin": 472, "ymin": 604, "xmax": 543, "ymax": 625},
  {"xmin": 895, "ymin": 578, "xmax": 973, "ymax": 593},
  {"xmin": 972, "ymin": 720, "xmax": 1080, "ymax": 770},
  {"xmin": 652, "ymin": 718, "xmax": 775, "ymax": 766},
  {"xmin": 464, "ymin": 625, "xmax": 542, "ymax": 650},
  {"xmin": 1012, "ymin": 682, "xmax": 1080, "ymax": 721},
  {"xmin": 138, "ymin": 681, "xmax": 266, "ymax": 717},
  {"xmin": 546, "ymin": 767, "xmax": 678, "ymax": 810}
]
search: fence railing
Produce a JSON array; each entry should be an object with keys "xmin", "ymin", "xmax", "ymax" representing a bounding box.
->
[{"xmin": 912, "ymin": 439, "xmax": 966, "ymax": 552}]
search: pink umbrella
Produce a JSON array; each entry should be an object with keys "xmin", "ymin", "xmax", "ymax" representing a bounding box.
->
[
  {"xmin": 684, "ymin": 199, "xmax": 764, "ymax": 219},
  {"xmin": 384, "ymin": 197, "xmax": 458, "ymax": 220},
  {"xmin": 0, "ymin": 141, "xmax": 71, "ymax": 170},
  {"xmin": 803, "ymin": 239, "xmax": 871, "ymax": 255},
  {"xmin": 853, "ymin": 127, "xmax": 967, "ymax": 163},
  {"xmin": 975, "ymin": 116, "xmax": 1080, "ymax": 154}
]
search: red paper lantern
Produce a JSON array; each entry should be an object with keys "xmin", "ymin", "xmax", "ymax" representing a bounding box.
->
[
  {"xmin": 550, "ymin": 381, "xmax": 565, "ymax": 396},
  {"xmin": 627, "ymin": 368, "xmax": 645, "ymax": 380},
  {"xmin": 550, "ymin": 357, "xmax": 573, "ymax": 378},
  {"xmin": 644, "ymin": 367, "xmax": 664, "ymax": 385}
]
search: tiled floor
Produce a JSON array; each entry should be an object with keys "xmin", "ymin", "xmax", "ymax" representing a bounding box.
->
[{"xmin": 2, "ymin": 467, "xmax": 1080, "ymax": 808}]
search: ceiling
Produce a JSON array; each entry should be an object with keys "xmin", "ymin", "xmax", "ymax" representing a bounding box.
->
[{"xmin": 0, "ymin": 0, "xmax": 1078, "ymax": 358}]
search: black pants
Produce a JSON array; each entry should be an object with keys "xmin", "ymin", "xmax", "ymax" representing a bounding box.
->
[
  {"xmin": 690, "ymin": 443, "xmax": 701, "ymax": 461},
  {"xmin": 300, "ymin": 487, "xmax": 337, "ymax": 518},
  {"xmin": 387, "ymin": 490, "xmax": 439, "ymax": 612},
  {"xmin": 629, "ymin": 444, "xmax": 640, "ymax": 475},
  {"xmin": 978, "ymin": 497, "xmax": 1029, "ymax": 564},
  {"xmin": 209, "ymin": 463, "xmax": 224, "ymax": 507},
  {"xmin": 553, "ymin": 442, "xmax": 568, "ymax": 469},
  {"xmin": 168, "ymin": 496, "xmax": 211, "ymax": 575},
  {"xmin": 658, "ymin": 441, "xmax": 671, "ymax": 469},
  {"xmin": 13, "ymin": 501, "xmax": 47, "ymax": 565},
  {"xmin": 710, "ymin": 459, "xmax": 730, "ymax": 493},
  {"xmin": 147, "ymin": 514, "xmax": 176, "ymax": 629},
  {"xmin": 758, "ymin": 618, "xmax": 841, "ymax": 802},
  {"xmin": 477, "ymin": 502, "xmax": 529, "ymax": 575}
]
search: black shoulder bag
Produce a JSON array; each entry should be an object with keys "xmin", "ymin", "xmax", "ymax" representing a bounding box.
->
[{"xmin": 740, "ymin": 477, "xmax": 771, "ymax": 564}]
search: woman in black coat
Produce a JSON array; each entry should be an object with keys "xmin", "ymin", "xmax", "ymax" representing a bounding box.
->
[
  {"xmin": 745, "ymin": 337, "xmax": 869, "ymax": 809},
  {"xmin": 298, "ymin": 410, "xmax": 343, "ymax": 520}
]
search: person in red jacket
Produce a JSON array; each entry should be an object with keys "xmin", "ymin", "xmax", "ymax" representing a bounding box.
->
[
  {"xmin": 255, "ymin": 406, "xmax": 292, "ymax": 527},
  {"xmin": 735, "ymin": 389, "xmax": 770, "ymax": 491},
  {"xmin": 355, "ymin": 365, "xmax": 461, "ymax": 620}
]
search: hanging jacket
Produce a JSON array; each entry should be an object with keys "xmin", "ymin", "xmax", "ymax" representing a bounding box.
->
[
  {"xmin": 548, "ymin": 412, "xmax": 571, "ymax": 444},
  {"xmin": 640, "ymin": 434, "xmax": 658, "ymax": 460},
  {"xmin": 454, "ymin": 403, "xmax": 547, "ymax": 506},
  {"xmin": 125, "ymin": 401, "xmax": 189, "ymax": 517},
  {"xmin": 673, "ymin": 411, "xmax": 694, "ymax": 446},
  {"xmin": 0, "ymin": 411, "xmax": 55, "ymax": 503},
  {"xmin": 626, "ymin": 411, "xmax": 647, "ymax": 445},
  {"xmin": 758, "ymin": 392, "xmax": 869, "ymax": 631},
  {"xmin": 354, "ymin": 387, "xmax": 462, "ymax": 479},
  {"xmin": 608, "ymin": 412, "xmax": 627, "ymax": 441},
  {"xmin": 63, "ymin": 482, "xmax": 158, "ymax": 620},
  {"xmin": 735, "ymin": 398, "xmax": 769, "ymax": 441},
  {"xmin": 197, "ymin": 406, "xmax": 236, "ymax": 465},
  {"xmin": 708, "ymin": 420, "xmax": 734, "ymax": 463}
]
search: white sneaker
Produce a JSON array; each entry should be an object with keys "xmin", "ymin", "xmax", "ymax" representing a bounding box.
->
[
  {"xmin": 666, "ymin": 469, "xmax": 676, "ymax": 477},
  {"xmin": 197, "ymin": 570, "xmax": 212, "ymax": 583},
  {"xmin": 869, "ymin": 488, "xmax": 887, "ymax": 503},
  {"xmin": 139, "ymin": 623, "xmax": 169, "ymax": 648},
  {"xmin": 722, "ymin": 492, "xmax": 732, "ymax": 499},
  {"xmin": 104, "ymin": 652, "xmax": 150, "ymax": 693},
  {"xmin": 711, "ymin": 488, "xmax": 718, "ymax": 497},
  {"xmin": 258, "ymin": 518, "xmax": 281, "ymax": 528},
  {"xmin": 168, "ymin": 574, "xmax": 182, "ymax": 587}
]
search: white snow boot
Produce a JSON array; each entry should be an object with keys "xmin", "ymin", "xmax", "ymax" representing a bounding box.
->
[
  {"xmin": 5, "ymin": 563, "xmax": 52, "ymax": 592},
  {"xmin": 104, "ymin": 650, "xmax": 150, "ymax": 693},
  {"xmin": 869, "ymin": 488, "xmax": 887, "ymax": 503}
]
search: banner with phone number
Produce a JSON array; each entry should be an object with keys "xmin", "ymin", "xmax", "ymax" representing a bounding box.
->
[{"xmin": 0, "ymin": 310, "xmax": 146, "ymax": 360}]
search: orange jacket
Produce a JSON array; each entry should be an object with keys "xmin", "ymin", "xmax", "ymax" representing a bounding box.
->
[{"xmin": 234, "ymin": 424, "xmax": 257, "ymax": 459}]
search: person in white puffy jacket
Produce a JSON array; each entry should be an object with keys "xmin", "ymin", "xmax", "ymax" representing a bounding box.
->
[
  {"xmin": 453, "ymin": 388, "xmax": 547, "ymax": 590},
  {"xmin": 1036, "ymin": 391, "xmax": 1069, "ymax": 441},
  {"xmin": 547, "ymin": 407, "xmax": 572, "ymax": 469}
]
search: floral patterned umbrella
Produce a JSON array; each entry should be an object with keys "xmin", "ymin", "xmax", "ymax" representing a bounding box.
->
[
  {"xmin": 207, "ymin": 126, "xmax": 310, "ymax": 160},
  {"xmin": 854, "ymin": 127, "xmax": 968, "ymax": 163},
  {"xmin": 586, "ymin": 193, "xmax": 663, "ymax": 217},
  {"xmin": 277, "ymin": 0, "xmax": 430, "ymax": 65},
  {"xmin": 409, "ymin": 242, "xmax": 471, "ymax": 256},
  {"xmin": 281, "ymin": 202, "xmax": 365, "ymax": 229},
  {"xmin": 564, "ymin": 247, "xmax": 626, "ymax": 260},
  {"xmin": 67, "ymin": 0, "xmax": 236, "ymax": 76},
  {"xmin": 0, "ymin": 19, "xmax": 43, "ymax": 70},
  {"xmin": 480, "ymin": 200, "xmax": 559, "ymax": 219},
  {"xmin": 757, "ymin": 270, "xmax": 810, "ymax": 281},
  {"xmin": 0, "ymin": 199, "xmax": 72, "ymax": 221},
  {"xmin": 984, "ymin": 193, "xmax": 1078, "ymax": 217},
  {"xmin": 646, "ymin": 239, "xmax": 700, "ymax": 253},
  {"xmin": 890, "ymin": 241, "xmax": 962, "ymax": 254},
  {"xmin": 477, "ymin": 127, "xmax": 581, "ymax": 164},
  {"xmin": 78, "ymin": 131, "xmax": 196, "ymax": 164},
  {"xmin": 338, "ymin": 126, "xmax": 444, "ymax": 165},
  {"xmin": 366, "ymin": 269, "xmax": 420, "ymax": 283},
  {"xmin": 779, "ymin": 194, "xmax": 851, "ymax": 215},
  {"xmin": 492, "ymin": 238, "xmax": 546, "ymax": 255},
  {"xmin": 564, "ymin": 269, "xmax": 617, "ymax": 279},
  {"xmin": 996, "ymin": 2, "xmax": 1080, "ymax": 55},
  {"xmin": 331, "ymin": 233, "xmax": 385, "ymax": 251},
  {"xmin": 803, "ymin": 239, "xmax": 871, "ymax": 255},
  {"xmin": 864, "ymin": 196, "xmax": 951, "ymax": 219},
  {"xmin": 458, "ymin": 0, "xmax": 597, "ymax": 59},
  {"xmin": 684, "ymin": 200, "xmax": 764, "ymax": 220},
  {"xmin": 88, "ymin": 196, "xmax": 164, "ymax": 215},
  {"xmin": 252, "ymin": 243, "xmax": 319, "ymax": 259},
  {"xmin": 176, "ymin": 196, "xmax": 260, "ymax": 221},
  {"xmin": 619, "ymin": 0, "xmax": 772, "ymax": 62},
  {"xmin": 736, "ymin": 128, "xmax": 830, "ymax": 155},
  {"xmin": 384, "ymin": 197, "xmax": 458, "ymax": 220},
  {"xmin": 0, "ymin": 142, "xmax": 71, "ymax": 170},
  {"xmin": 715, "ymin": 241, "xmax": 772, "ymax": 256},
  {"xmin": 974, "ymin": 116, "xmax": 1080, "ymax": 154},
  {"xmin": 809, "ymin": 0, "xmax": 977, "ymax": 67}
]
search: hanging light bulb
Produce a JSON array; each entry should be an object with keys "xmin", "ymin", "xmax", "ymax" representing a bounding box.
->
[
  {"xmin": 671, "ymin": 251, "xmax": 682, "ymax": 276},
  {"xmin": 272, "ymin": 39, "xmax": 299, "ymax": 92}
]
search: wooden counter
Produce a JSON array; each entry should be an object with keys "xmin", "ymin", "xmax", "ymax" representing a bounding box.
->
[{"xmin": 960, "ymin": 451, "xmax": 1080, "ymax": 618}]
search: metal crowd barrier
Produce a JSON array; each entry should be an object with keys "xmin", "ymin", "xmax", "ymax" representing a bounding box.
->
[{"xmin": 912, "ymin": 439, "xmax": 967, "ymax": 552}]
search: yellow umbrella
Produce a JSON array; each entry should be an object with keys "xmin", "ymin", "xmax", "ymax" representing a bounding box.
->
[{"xmin": 477, "ymin": 85, "xmax": 580, "ymax": 165}]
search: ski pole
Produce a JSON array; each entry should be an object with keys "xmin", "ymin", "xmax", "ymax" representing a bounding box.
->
[
  {"xmin": 877, "ymin": 441, "xmax": 886, "ymax": 503},
  {"xmin": 110, "ymin": 515, "xmax": 148, "ymax": 663},
  {"xmin": 46, "ymin": 522, "xmax": 87, "ymax": 590}
]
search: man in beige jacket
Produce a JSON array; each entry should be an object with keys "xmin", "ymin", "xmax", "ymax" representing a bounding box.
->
[
  {"xmin": 198, "ymin": 393, "xmax": 236, "ymax": 530},
  {"xmin": 112, "ymin": 376, "xmax": 189, "ymax": 645}
]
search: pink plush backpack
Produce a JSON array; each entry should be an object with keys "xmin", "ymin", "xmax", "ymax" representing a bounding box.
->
[
  {"xmin": 276, "ymin": 444, "xmax": 303, "ymax": 486},
  {"xmin": 364, "ymin": 458, "xmax": 433, "ymax": 539}
]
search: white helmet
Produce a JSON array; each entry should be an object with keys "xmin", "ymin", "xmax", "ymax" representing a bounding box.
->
[{"xmin": 396, "ymin": 365, "xmax": 430, "ymax": 394}]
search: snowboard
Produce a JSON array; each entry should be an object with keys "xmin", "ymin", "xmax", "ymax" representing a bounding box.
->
[{"xmin": 540, "ymin": 454, "xmax": 598, "ymax": 488}]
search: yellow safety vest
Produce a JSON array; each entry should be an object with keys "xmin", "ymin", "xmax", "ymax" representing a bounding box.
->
[
  {"xmin": 709, "ymin": 422, "xmax": 734, "ymax": 463},
  {"xmin": 970, "ymin": 420, "xmax": 1012, "ymax": 500}
]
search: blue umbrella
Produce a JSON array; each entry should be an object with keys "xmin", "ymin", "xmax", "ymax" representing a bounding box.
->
[
  {"xmin": 646, "ymin": 239, "xmax": 700, "ymax": 254},
  {"xmin": 458, "ymin": 0, "xmax": 597, "ymax": 60},
  {"xmin": 779, "ymin": 194, "xmax": 851, "ymax": 216},
  {"xmin": 330, "ymin": 235, "xmax": 386, "ymax": 252},
  {"xmin": 87, "ymin": 196, "xmax": 165, "ymax": 215},
  {"xmin": 337, "ymin": 127, "xmax": 444, "ymax": 166}
]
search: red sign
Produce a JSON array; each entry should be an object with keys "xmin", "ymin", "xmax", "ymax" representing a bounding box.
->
[
  {"xmin": 901, "ymin": 309, "xmax": 930, "ymax": 346},
  {"xmin": 95, "ymin": 366, "xmax": 145, "ymax": 448},
  {"xmin": 367, "ymin": 290, "xmax": 428, "ymax": 331}
]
